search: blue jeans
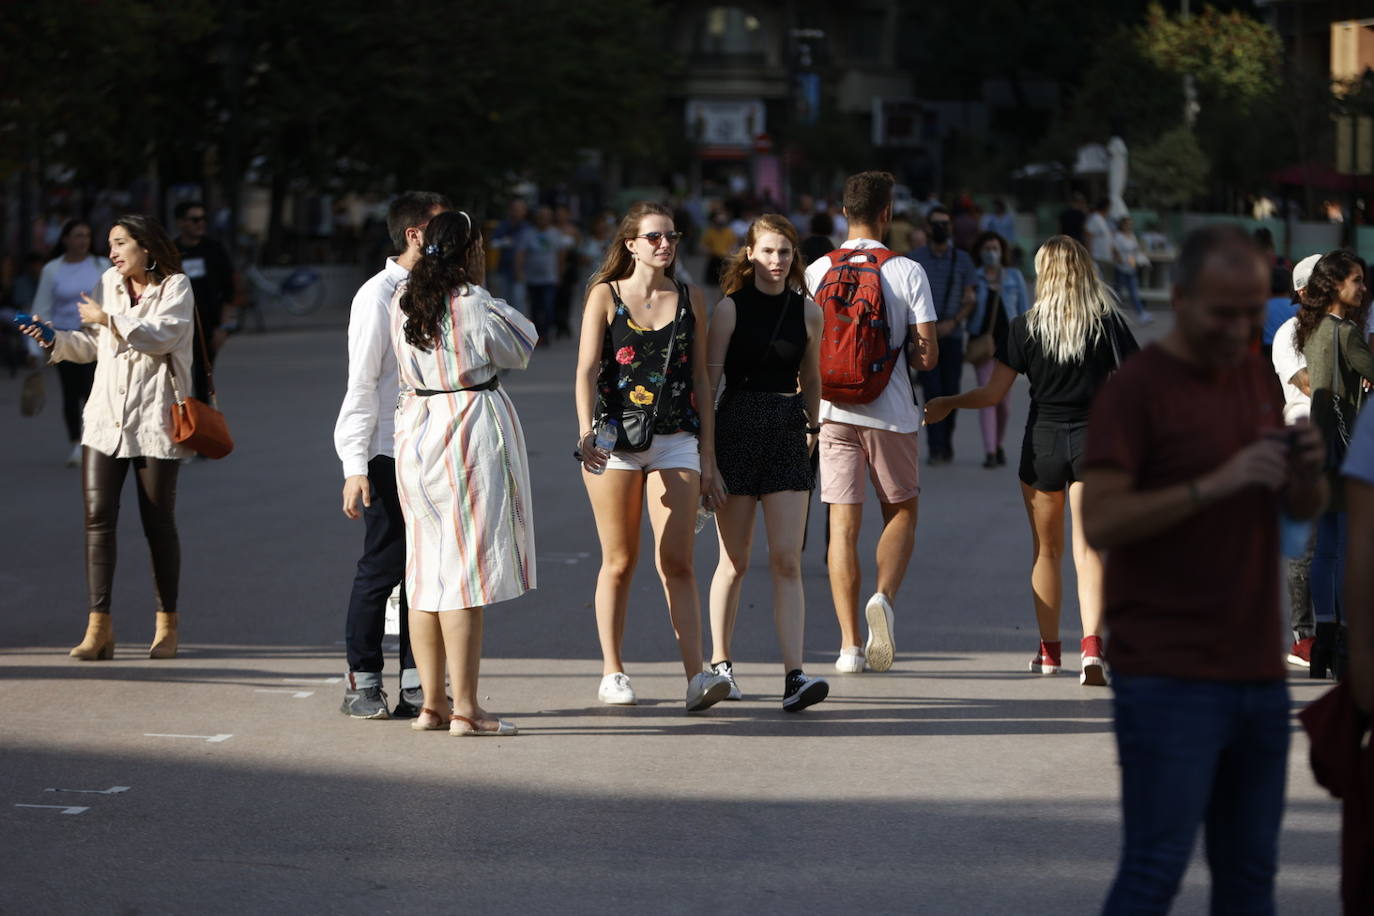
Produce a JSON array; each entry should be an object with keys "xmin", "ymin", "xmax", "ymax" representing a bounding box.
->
[
  {"xmin": 918, "ymin": 334, "xmax": 964, "ymax": 457},
  {"xmin": 1115, "ymin": 266, "xmax": 1146, "ymax": 316},
  {"xmin": 527, "ymin": 283, "xmax": 557, "ymax": 342},
  {"xmin": 1310, "ymin": 511, "xmax": 1345, "ymax": 625},
  {"xmin": 1103, "ymin": 675, "xmax": 1289, "ymax": 915}
]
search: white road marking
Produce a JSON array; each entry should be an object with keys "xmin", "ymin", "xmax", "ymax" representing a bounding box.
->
[
  {"xmin": 279, "ymin": 677, "xmax": 342, "ymax": 684},
  {"xmin": 15, "ymin": 804, "xmax": 89, "ymax": 815},
  {"xmin": 254, "ymin": 689, "xmax": 314, "ymax": 699},
  {"xmin": 144, "ymin": 733, "xmax": 233, "ymax": 743},
  {"xmin": 44, "ymin": 786, "xmax": 129, "ymax": 795}
]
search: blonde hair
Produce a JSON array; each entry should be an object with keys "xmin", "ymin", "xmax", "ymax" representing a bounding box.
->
[
  {"xmin": 586, "ymin": 202, "xmax": 678, "ymax": 294},
  {"xmin": 718, "ymin": 214, "xmax": 806, "ymax": 296},
  {"xmin": 1026, "ymin": 235, "xmax": 1120, "ymax": 363}
]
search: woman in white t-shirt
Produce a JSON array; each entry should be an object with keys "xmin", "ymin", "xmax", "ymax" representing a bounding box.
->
[
  {"xmin": 31, "ymin": 219, "xmax": 112, "ymax": 465},
  {"xmin": 1111, "ymin": 217, "xmax": 1151, "ymax": 322}
]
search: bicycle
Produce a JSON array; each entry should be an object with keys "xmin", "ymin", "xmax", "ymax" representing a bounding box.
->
[{"xmin": 243, "ymin": 262, "xmax": 324, "ymax": 317}]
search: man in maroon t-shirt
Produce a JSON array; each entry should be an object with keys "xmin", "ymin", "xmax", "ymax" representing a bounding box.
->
[{"xmin": 1082, "ymin": 225, "xmax": 1327, "ymax": 913}]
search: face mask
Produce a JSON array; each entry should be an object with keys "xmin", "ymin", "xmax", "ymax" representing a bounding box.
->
[
  {"xmin": 929, "ymin": 223, "xmax": 950, "ymax": 244},
  {"xmin": 981, "ymin": 249, "xmax": 1000, "ymax": 267}
]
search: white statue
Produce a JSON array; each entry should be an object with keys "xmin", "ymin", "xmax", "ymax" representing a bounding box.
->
[{"xmin": 1108, "ymin": 136, "xmax": 1129, "ymax": 221}]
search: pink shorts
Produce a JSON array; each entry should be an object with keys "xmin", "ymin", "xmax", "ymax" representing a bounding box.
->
[{"xmin": 819, "ymin": 423, "xmax": 921, "ymax": 505}]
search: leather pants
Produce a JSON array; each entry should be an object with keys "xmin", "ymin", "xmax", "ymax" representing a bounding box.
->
[{"xmin": 82, "ymin": 447, "xmax": 180, "ymax": 615}]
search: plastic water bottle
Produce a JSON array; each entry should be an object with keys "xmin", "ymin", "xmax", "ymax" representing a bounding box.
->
[
  {"xmin": 694, "ymin": 507, "xmax": 715, "ymax": 534},
  {"xmin": 588, "ymin": 421, "xmax": 619, "ymax": 475}
]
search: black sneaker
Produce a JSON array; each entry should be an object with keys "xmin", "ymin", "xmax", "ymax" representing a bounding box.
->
[
  {"xmin": 392, "ymin": 687, "xmax": 424, "ymax": 718},
  {"xmin": 782, "ymin": 669, "xmax": 829, "ymax": 712},
  {"xmin": 340, "ymin": 685, "xmax": 391, "ymax": 719}
]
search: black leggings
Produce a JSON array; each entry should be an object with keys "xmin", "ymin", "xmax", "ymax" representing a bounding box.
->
[
  {"xmin": 83, "ymin": 448, "xmax": 180, "ymax": 615},
  {"xmin": 56, "ymin": 361, "xmax": 96, "ymax": 443}
]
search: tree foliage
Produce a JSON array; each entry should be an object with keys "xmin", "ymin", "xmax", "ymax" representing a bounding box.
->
[
  {"xmin": 1132, "ymin": 126, "xmax": 1210, "ymax": 208},
  {"xmin": 1138, "ymin": 2, "xmax": 1282, "ymax": 106},
  {"xmin": 2, "ymin": 0, "xmax": 668, "ymax": 228}
]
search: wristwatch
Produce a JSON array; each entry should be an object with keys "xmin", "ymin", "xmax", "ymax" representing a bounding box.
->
[{"xmin": 806, "ymin": 424, "xmax": 821, "ymax": 434}]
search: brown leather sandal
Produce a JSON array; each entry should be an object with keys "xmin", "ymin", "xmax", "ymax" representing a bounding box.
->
[{"xmin": 410, "ymin": 707, "xmax": 448, "ymax": 731}]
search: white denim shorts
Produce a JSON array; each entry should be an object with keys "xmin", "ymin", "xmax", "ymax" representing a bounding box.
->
[{"xmin": 604, "ymin": 431, "xmax": 701, "ymax": 473}]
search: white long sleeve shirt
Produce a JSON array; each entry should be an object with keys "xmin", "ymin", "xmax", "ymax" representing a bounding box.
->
[
  {"xmin": 334, "ymin": 258, "xmax": 409, "ymax": 478},
  {"xmin": 49, "ymin": 269, "xmax": 195, "ymax": 460}
]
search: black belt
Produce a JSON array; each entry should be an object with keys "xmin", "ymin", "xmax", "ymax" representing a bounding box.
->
[{"xmin": 414, "ymin": 376, "xmax": 499, "ymax": 396}]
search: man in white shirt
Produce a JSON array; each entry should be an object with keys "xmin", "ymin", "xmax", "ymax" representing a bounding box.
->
[
  {"xmin": 1084, "ymin": 197, "xmax": 1114, "ymax": 278},
  {"xmin": 804, "ymin": 171, "xmax": 938, "ymax": 674},
  {"xmin": 334, "ymin": 191, "xmax": 450, "ymax": 718}
]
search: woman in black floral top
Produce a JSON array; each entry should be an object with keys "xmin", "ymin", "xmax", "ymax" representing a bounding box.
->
[{"xmin": 573, "ymin": 202, "xmax": 730, "ymax": 712}]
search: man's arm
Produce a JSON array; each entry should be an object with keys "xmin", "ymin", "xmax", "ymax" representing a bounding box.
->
[
  {"xmin": 1082, "ymin": 437, "xmax": 1293, "ymax": 551},
  {"xmin": 907, "ymin": 321, "xmax": 938, "ymax": 371},
  {"xmin": 334, "ymin": 286, "xmax": 387, "ymax": 518}
]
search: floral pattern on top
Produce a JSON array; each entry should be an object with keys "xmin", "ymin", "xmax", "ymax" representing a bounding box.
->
[{"xmin": 595, "ymin": 282, "xmax": 699, "ymax": 437}]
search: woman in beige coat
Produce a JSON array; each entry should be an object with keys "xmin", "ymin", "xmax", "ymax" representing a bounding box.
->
[{"xmin": 19, "ymin": 215, "xmax": 194, "ymax": 660}]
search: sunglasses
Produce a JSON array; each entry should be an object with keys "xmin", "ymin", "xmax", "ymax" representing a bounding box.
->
[
  {"xmin": 636, "ymin": 231, "xmax": 683, "ymax": 245},
  {"xmin": 184, "ymin": 215, "xmax": 206, "ymax": 223}
]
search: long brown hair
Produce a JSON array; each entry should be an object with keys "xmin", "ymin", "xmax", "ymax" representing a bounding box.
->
[
  {"xmin": 718, "ymin": 214, "xmax": 805, "ymax": 296},
  {"xmin": 586, "ymin": 202, "xmax": 677, "ymax": 294},
  {"xmin": 114, "ymin": 214, "xmax": 182, "ymax": 282},
  {"xmin": 398, "ymin": 210, "xmax": 480, "ymax": 352},
  {"xmin": 1295, "ymin": 249, "xmax": 1363, "ymax": 352}
]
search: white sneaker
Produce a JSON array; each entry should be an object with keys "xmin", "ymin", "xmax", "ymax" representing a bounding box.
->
[
  {"xmin": 834, "ymin": 647, "xmax": 866, "ymax": 673},
  {"xmin": 863, "ymin": 593, "xmax": 896, "ymax": 672},
  {"xmin": 711, "ymin": 660, "xmax": 743, "ymax": 700},
  {"xmin": 685, "ymin": 671, "xmax": 731, "ymax": 712},
  {"xmin": 597, "ymin": 672, "xmax": 636, "ymax": 705},
  {"xmin": 65, "ymin": 443, "xmax": 82, "ymax": 467}
]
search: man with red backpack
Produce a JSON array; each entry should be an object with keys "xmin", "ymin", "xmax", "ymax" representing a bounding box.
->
[{"xmin": 803, "ymin": 171, "xmax": 939, "ymax": 673}]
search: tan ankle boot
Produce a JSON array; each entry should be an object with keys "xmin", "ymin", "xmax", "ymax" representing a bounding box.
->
[
  {"xmin": 70, "ymin": 613, "xmax": 115, "ymax": 660},
  {"xmin": 148, "ymin": 612, "xmax": 178, "ymax": 659}
]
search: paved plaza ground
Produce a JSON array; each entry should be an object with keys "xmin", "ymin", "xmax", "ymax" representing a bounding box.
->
[{"xmin": 0, "ymin": 302, "xmax": 1342, "ymax": 914}]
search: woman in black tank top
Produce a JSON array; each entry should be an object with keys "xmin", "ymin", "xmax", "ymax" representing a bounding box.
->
[
  {"xmin": 703, "ymin": 214, "xmax": 830, "ymax": 711},
  {"xmin": 572, "ymin": 202, "xmax": 732, "ymax": 712}
]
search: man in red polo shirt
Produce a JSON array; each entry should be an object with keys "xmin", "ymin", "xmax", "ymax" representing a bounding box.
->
[{"xmin": 1082, "ymin": 224, "xmax": 1327, "ymax": 913}]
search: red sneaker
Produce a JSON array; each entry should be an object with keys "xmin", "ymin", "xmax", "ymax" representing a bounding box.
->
[
  {"xmin": 1287, "ymin": 637, "xmax": 1314, "ymax": 668},
  {"xmin": 1029, "ymin": 640, "xmax": 1062, "ymax": 675},
  {"xmin": 1081, "ymin": 635, "xmax": 1109, "ymax": 686}
]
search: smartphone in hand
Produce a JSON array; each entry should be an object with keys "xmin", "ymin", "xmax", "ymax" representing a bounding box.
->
[{"xmin": 12, "ymin": 313, "xmax": 55, "ymax": 344}]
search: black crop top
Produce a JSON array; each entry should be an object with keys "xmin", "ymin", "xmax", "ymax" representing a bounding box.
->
[{"xmin": 723, "ymin": 284, "xmax": 807, "ymax": 393}]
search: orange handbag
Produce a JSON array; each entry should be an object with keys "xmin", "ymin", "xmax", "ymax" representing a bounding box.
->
[{"xmin": 166, "ymin": 307, "xmax": 234, "ymax": 459}]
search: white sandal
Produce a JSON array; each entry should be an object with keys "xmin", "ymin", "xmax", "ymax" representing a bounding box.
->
[{"xmin": 449, "ymin": 714, "xmax": 517, "ymax": 737}]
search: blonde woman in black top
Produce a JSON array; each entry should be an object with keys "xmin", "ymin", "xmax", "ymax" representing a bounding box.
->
[
  {"xmin": 925, "ymin": 236, "xmax": 1138, "ymax": 686},
  {"xmin": 705, "ymin": 214, "xmax": 829, "ymax": 710}
]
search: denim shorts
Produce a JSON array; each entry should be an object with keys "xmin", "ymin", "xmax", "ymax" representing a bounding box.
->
[{"xmin": 604, "ymin": 431, "xmax": 701, "ymax": 473}]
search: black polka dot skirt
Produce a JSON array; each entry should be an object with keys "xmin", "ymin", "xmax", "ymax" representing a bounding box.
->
[{"xmin": 715, "ymin": 390, "xmax": 815, "ymax": 497}]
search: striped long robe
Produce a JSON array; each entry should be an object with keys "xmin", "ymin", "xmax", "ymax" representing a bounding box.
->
[{"xmin": 391, "ymin": 283, "xmax": 538, "ymax": 610}]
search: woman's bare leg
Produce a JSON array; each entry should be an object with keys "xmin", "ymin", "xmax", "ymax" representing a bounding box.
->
[
  {"xmin": 1020, "ymin": 482, "xmax": 1067, "ymax": 641},
  {"xmin": 583, "ymin": 468, "xmax": 645, "ymax": 675},
  {"xmin": 644, "ymin": 468, "xmax": 705, "ymax": 680},
  {"xmin": 708, "ymin": 493, "xmax": 757, "ymax": 664},
  {"xmin": 408, "ymin": 607, "xmax": 449, "ymax": 718},
  {"xmin": 1068, "ymin": 482, "xmax": 1105, "ymax": 638},
  {"xmin": 761, "ymin": 490, "xmax": 810, "ymax": 672},
  {"xmin": 440, "ymin": 607, "xmax": 485, "ymax": 721}
]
